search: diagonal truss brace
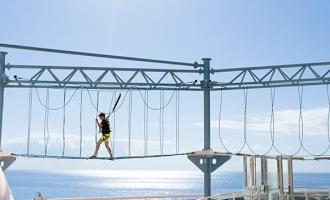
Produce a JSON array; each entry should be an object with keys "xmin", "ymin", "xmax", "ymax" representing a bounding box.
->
[
  {"xmin": 212, "ymin": 62, "xmax": 330, "ymax": 90},
  {"xmin": 5, "ymin": 65, "xmax": 201, "ymax": 90}
]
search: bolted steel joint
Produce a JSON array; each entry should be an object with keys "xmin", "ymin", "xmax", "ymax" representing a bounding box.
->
[
  {"xmin": 201, "ymin": 79, "xmax": 213, "ymax": 89},
  {"xmin": 0, "ymin": 74, "xmax": 9, "ymax": 85}
]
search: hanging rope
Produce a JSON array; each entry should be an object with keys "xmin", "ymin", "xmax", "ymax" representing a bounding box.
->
[
  {"xmin": 159, "ymin": 90, "xmax": 165, "ymax": 154},
  {"xmin": 128, "ymin": 89, "xmax": 133, "ymax": 157},
  {"xmin": 35, "ymin": 87, "xmax": 79, "ymax": 110},
  {"xmin": 105, "ymin": 91, "xmax": 116, "ymax": 150},
  {"xmin": 95, "ymin": 91, "xmax": 100, "ymax": 145},
  {"xmin": 112, "ymin": 91, "xmax": 117, "ymax": 155},
  {"xmin": 62, "ymin": 88, "xmax": 66, "ymax": 156},
  {"xmin": 43, "ymin": 89, "xmax": 50, "ymax": 156},
  {"xmin": 175, "ymin": 90, "xmax": 180, "ymax": 154},
  {"xmin": 243, "ymin": 88, "xmax": 275, "ymax": 155},
  {"xmin": 79, "ymin": 90, "xmax": 83, "ymax": 157},
  {"xmin": 137, "ymin": 88, "xmax": 177, "ymax": 110},
  {"xmin": 86, "ymin": 88, "xmax": 129, "ymax": 115},
  {"xmin": 273, "ymin": 87, "xmax": 303, "ymax": 156},
  {"xmin": 298, "ymin": 86, "xmax": 330, "ymax": 156},
  {"xmin": 27, "ymin": 87, "xmax": 33, "ymax": 155},
  {"xmin": 218, "ymin": 90, "xmax": 231, "ymax": 153},
  {"xmin": 218, "ymin": 88, "xmax": 274, "ymax": 155},
  {"xmin": 144, "ymin": 90, "xmax": 149, "ymax": 156}
]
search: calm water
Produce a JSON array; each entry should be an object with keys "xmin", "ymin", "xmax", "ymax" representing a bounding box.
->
[{"xmin": 5, "ymin": 170, "xmax": 330, "ymax": 200}]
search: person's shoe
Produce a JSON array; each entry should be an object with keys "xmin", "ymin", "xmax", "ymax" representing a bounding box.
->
[
  {"xmin": 89, "ymin": 156, "xmax": 96, "ymax": 159},
  {"xmin": 109, "ymin": 156, "xmax": 114, "ymax": 160}
]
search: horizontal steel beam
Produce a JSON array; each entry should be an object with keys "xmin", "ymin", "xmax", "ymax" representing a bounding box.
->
[
  {"xmin": 0, "ymin": 43, "xmax": 201, "ymax": 67},
  {"xmin": 212, "ymin": 61, "xmax": 330, "ymax": 72},
  {"xmin": 4, "ymin": 64, "xmax": 201, "ymax": 90},
  {"xmin": 212, "ymin": 61, "xmax": 330, "ymax": 90},
  {"xmin": 4, "ymin": 85, "xmax": 201, "ymax": 91},
  {"xmin": 8, "ymin": 65, "xmax": 200, "ymax": 73}
]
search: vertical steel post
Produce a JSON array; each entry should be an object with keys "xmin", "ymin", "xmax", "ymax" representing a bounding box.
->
[
  {"xmin": 0, "ymin": 52, "xmax": 6, "ymax": 150},
  {"xmin": 202, "ymin": 58, "xmax": 212, "ymax": 198},
  {"xmin": 277, "ymin": 155, "xmax": 284, "ymax": 194},
  {"xmin": 243, "ymin": 156, "xmax": 248, "ymax": 187},
  {"xmin": 288, "ymin": 156, "xmax": 294, "ymax": 195},
  {"xmin": 250, "ymin": 155, "xmax": 256, "ymax": 186},
  {"xmin": 261, "ymin": 156, "xmax": 268, "ymax": 186}
]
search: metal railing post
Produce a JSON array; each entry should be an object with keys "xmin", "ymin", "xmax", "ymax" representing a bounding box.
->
[
  {"xmin": 202, "ymin": 58, "xmax": 212, "ymax": 199},
  {"xmin": 288, "ymin": 156, "xmax": 294, "ymax": 195},
  {"xmin": 277, "ymin": 155, "xmax": 284, "ymax": 194},
  {"xmin": 0, "ymin": 52, "xmax": 7, "ymax": 150}
]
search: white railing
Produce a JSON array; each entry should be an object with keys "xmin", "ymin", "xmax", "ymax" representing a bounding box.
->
[{"xmin": 36, "ymin": 192, "xmax": 244, "ymax": 200}]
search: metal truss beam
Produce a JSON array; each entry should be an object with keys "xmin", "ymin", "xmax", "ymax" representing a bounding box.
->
[
  {"xmin": 212, "ymin": 62, "xmax": 330, "ymax": 90},
  {"xmin": 5, "ymin": 65, "xmax": 201, "ymax": 90}
]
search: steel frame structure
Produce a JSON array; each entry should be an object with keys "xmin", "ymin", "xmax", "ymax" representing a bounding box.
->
[{"xmin": 0, "ymin": 44, "xmax": 330, "ymax": 199}]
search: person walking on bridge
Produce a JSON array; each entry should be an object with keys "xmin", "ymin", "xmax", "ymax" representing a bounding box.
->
[{"xmin": 90, "ymin": 113, "xmax": 113, "ymax": 160}]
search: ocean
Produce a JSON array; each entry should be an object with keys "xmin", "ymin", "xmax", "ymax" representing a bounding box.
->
[{"xmin": 5, "ymin": 170, "xmax": 330, "ymax": 200}]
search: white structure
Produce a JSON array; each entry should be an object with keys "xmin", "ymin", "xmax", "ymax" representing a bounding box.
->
[{"xmin": 0, "ymin": 151, "xmax": 15, "ymax": 200}]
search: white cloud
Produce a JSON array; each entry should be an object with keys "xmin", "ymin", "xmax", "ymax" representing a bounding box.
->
[{"xmin": 197, "ymin": 107, "xmax": 329, "ymax": 136}]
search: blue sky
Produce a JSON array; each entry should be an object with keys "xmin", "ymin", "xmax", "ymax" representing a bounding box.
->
[{"xmin": 1, "ymin": 0, "xmax": 330, "ymax": 172}]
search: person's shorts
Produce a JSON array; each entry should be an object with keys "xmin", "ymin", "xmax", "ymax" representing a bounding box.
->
[{"xmin": 100, "ymin": 133, "xmax": 110, "ymax": 142}]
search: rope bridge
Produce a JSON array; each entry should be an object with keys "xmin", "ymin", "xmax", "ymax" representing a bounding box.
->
[
  {"xmin": 14, "ymin": 152, "xmax": 190, "ymax": 160},
  {"xmin": 22, "ymin": 86, "xmax": 183, "ymax": 160},
  {"xmin": 1, "ymin": 43, "xmax": 330, "ymax": 161}
]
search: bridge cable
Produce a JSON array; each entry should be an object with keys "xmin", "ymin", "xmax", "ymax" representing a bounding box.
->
[
  {"xmin": 298, "ymin": 86, "xmax": 330, "ymax": 156},
  {"xmin": 107, "ymin": 91, "xmax": 116, "ymax": 151},
  {"xmin": 273, "ymin": 87, "xmax": 303, "ymax": 156},
  {"xmin": 128, "ymin": 89, "xmax": 133, "ymax": 157},
  {"xmin": 144, "ymin": 90, "xmax": 149, "ymax": 156},
  {"xmin": 175, "ymin": 90, "xmax": 180, "ymax": 154},
  {"xmin": 43, "ymin": 89, "xmax": 50, "ymax": 156},
  {"xmin": 27, "ymin": 87, "xmax": 33, "ymax": 155},
  {"xmin": 95, "ymin": 91, "xmax": 100, "ymax": 146},
  {"xmin": 35, "ymin": 87, "xmax": 79, "ymax": 110},
  {"xmin": 86, "ymin": 88, "xmax": 128, "ymax": 115},
  {"xmin": 137, "ymin": 88, "xmax": 176, "ymax": 110},
  {"xmin": 112, "ymin": 91, "xmax": 117, "ymax": 155},
  {"xmin": 160, "ymin": 90, "xmax": 165, "ymax": 154},
  {"xmin": 242, "ymin": 88, "xmax": 260, "ymax": 155},
  {"xmin": 79, "ymin": 90, "xmax": 83, "ymax": 157},
  {"xmin": 62, "ymin": 88, "xmax": 66, "ymax": 156}
]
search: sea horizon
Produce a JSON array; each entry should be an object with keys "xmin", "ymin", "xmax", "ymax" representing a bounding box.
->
[{"xmin": 5, "ymin": 169, "xmax": 330, "ymax": 200}]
